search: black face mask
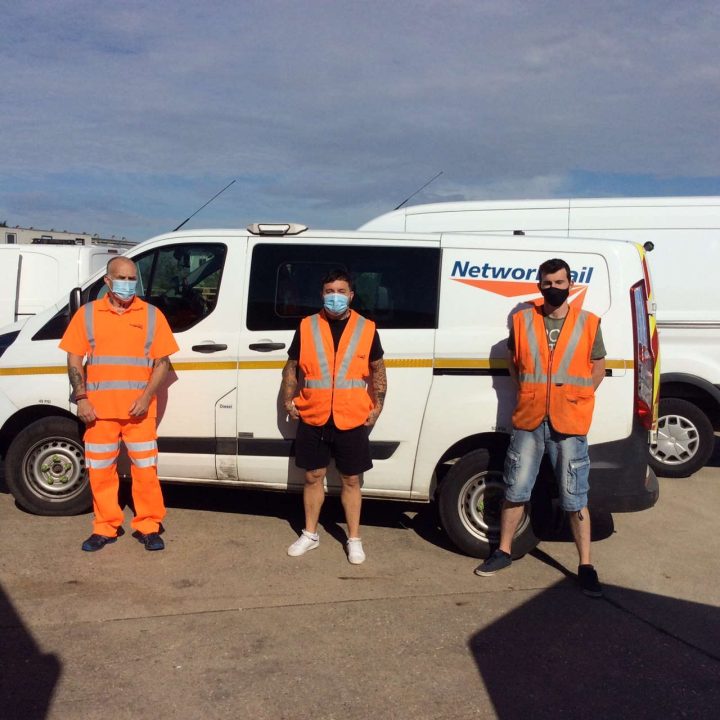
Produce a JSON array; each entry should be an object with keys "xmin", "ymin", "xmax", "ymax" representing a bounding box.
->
[{"xmin": 540, "ymin": 286, "xmax": 569, "ymax": 307}]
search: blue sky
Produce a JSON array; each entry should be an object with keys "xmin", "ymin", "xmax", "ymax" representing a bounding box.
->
[{"xmin": 1, "ymin": 1, "xmax": 719, "ymax": 242}]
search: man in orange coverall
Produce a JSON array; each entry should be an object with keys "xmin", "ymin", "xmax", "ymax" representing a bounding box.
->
[{"xmin": 60, "ymin": 256, "xmax": 179, "ymax": 552}]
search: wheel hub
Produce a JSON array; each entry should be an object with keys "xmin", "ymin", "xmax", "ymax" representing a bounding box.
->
[
  {"xmin": 650, "ymin": 414, "xmax": 699, "ymax": 465},
  {"xmin": 458, "ymin": 471, "xmax": 528, "ymax": 542},
  {"xmin": 25, "ymin": 439, "xmax": 87, "ymax": 499}
]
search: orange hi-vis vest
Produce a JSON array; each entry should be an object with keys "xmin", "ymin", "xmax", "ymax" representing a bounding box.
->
[
  {"xmin": 511, "ymin": 299, "xmax": 600, "ymax": 436},
  {"xmin": 83, "ymin": 299, "xmax": 158, "ymax": 419},
  {"xmin": 294, "ymin": 310, "xmax": 376, "ymax": 430}
]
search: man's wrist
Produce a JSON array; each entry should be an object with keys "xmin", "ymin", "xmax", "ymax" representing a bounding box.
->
[{"xmin": 74, "ymin": 394, "xmax": 88, "ymax": 403}]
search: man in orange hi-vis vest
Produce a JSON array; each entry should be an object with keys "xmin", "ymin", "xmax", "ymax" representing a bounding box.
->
[
  {"xmin": 281, "ymin": 268, "xmax": 387, "ymax": 565},
  {"xmin": 60, "ymin": 257, "xmax": 179, "ymax": 552},
  {"xmin": 474, "ymin": 258, "xmax": 607, "ymax": 597}
]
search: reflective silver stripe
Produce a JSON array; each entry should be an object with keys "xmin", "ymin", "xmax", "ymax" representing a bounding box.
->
[
  {"xmin": 87, "ymin": 355, "xmax": 154, "ymax": 367},
  {"xmin": 553, "ymin": 311, "xmax": 588, "ymax": 385},
  {"xmin": 305, "ymin": 314, "xmax": 333, "ymax": 389},
  {"xmin": 335, "ymin": 316, "xmax": 368, "ymax": 390},
  {"xmin": 145, "ymin": 304, "xmax": 156, "ymax": 357},
  {"xmin": 85, "ymin": 442, "xmax": 119, "ymax": 453},
  {"xmin": 86, "ymin": 381, "xmax": 148, "ymax": 391},
  {"xmin": 125, "ymin": 440, "xmax": 157, "ymax": 452},
  {"xmin": 84, "ymin": 302, "xmax": 95, "ymax": 352},
  {"xmin": 130, "ymin": 455, "xmax": 157, "ymax": 468},
  {"xmin": 87, "ymin": 456, "xmax": 117, "ymax": 470},
  {"xmin": 520, "ymin": 309, "xmax": 546, "ymax": 384}
]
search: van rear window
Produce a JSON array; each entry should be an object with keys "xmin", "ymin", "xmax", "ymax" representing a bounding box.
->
[{"xmin": 247, "ymin": 244, "xmax": 440, "ymax": 330}]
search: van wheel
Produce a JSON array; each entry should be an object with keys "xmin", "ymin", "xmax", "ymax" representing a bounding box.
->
[
  {"xmin": 650, "ymin": 398, "xmax": 715, "ymax": 478},
  {"xmin": 438, "ymin": 449, "xmax": 539, "ymax": 559},
  {"xmin": 4, "ymin": 417, "xmax": 92, "ymax": 515}
]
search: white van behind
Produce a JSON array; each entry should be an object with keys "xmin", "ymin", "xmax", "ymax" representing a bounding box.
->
[
  {"xmin": 361, "ymin": 196, "xmax": 720, "ymax": 478},
  {"xmin": 0, "ymin": 245, "xmax": 121, "ymax": 328},
  {"xmin": 0, "ymin": 225, "xmax": 658, "ymax": 557}
]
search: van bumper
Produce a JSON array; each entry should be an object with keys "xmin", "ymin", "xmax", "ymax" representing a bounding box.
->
[{"xmin": 588, "ymin": 423, "xmax": 659, "ymax": 513}]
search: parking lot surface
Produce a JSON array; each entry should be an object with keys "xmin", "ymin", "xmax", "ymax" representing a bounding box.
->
[{"xmin": 1, "ymin": 442, "xmax": 719, "ymax": 720}]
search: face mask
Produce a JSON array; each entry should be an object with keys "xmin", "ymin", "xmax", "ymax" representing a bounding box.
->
[
  {"xmin": 323, "ymin": 293, "xmax": 350, "ymax": 315},
  {"xmin": 540, "ymin": 286, "xmax": 569, "ymax": 307},
  {"xmin": 111, "ymin": 279, "xmax": 137, "ymax": 300}
]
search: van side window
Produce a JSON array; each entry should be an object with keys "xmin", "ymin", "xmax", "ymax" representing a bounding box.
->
[
  {"xmin": 247, "ymin": 244, "xmax": 440, "ymax": 330},
  {"xmin": 32, "ymin": 243, "xmax": 227, "ymax": 340}
]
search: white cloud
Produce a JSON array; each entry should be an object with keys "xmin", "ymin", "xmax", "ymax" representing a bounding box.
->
[{"xmin": 1, "ymin": 1, "xmax": 719, "ymax": 239}]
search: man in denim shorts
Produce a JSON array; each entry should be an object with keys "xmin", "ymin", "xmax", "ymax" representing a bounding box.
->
[{"xmin": 474, "ymin": 258, "xmax": 606, "ymax": 596}]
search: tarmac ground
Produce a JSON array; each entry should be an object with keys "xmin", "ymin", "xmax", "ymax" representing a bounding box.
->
[{"xmin": 1, "ymin": 439, "xmax": 719, "ymax": 720}]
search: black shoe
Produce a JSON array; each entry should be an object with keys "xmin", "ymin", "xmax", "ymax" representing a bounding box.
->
[
  {"xmin": 474, "ymin": 549, "xmax": 513, "ymax": 576},
  {"xmin": 578, "ymin": 564, "xmax": 603, "ymax": 597},
  {"xmin": 81, "ymin": 527, "xmax": 123, "ymax": 552},
  {"xmin": 133, "ymin": 531, "xmax": 165, "ymax": 551}
]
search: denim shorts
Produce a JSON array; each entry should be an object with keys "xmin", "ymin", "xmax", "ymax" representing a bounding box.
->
[{"xmin": 503, "ymin": 420, "xmax": 590, "ymax": 512}]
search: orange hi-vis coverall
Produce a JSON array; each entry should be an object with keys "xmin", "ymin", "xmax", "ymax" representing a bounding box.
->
[{"xmin": 60, "ymin": 295, "xmax": 179, "ymax": 536}]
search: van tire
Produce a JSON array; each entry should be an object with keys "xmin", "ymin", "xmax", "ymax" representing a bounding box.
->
[
  {"xmin": 438, "ymin": 449, "xmax": 539, "ymax": 559},
  {"xmin": 4, "ymin": 417, "xmax": 92, "ymax": 515},
  {"xmin": 650, "ymin": 398, "xmax": 715, "ymax": 478}
]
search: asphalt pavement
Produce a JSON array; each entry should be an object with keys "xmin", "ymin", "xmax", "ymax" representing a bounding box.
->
[{"xmin": 1, "ymin": 441, "xmax": 719, "ymax": 720}]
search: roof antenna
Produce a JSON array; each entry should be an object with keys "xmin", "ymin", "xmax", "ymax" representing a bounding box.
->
[
  {"xmin": 394, "ymin": 170, "xmax": 443, "ymax": 211},
  {"xmin": 173, "ymin": 179, "xmax": 237, "ymax": 232}
]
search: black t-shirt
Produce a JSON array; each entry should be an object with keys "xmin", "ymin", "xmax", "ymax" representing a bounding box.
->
[{"xmin": 287, "ymin": 315, "xmax": 384, "ymax": 361}]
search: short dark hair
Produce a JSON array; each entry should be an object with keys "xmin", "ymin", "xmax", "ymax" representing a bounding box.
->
[
  {"xmin": 538, "ymin": 258, "xmax": 571, "ymax": 283},
  {"xmin": 321, "ymin": 268, "xmax": 353, "ymax": 290}
]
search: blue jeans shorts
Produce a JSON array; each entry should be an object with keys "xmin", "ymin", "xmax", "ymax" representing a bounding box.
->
[{"xmin": 503, "ymin": 420, "xmax": 590, "ymax": 512}]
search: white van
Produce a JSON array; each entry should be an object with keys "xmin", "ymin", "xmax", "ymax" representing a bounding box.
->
[
  {"xmin": 0, "ymin": 225, "xmax": 659, "ymax": 557},
  {"xmin": 361, "ymin": 196, "xmax": 720, "ymax": 478},
  {"xmin": 0, "ymin": 245, "xmax": 121, "ymax": 328}
]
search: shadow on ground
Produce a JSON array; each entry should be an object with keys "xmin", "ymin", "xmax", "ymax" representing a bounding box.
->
[
  {"xmin": 0, "ymin": 584, "xmax": 62, "ymax": 720},
  {"xmin": 469, "ymin": 576, "xmax": 720, "ymax": 719}
]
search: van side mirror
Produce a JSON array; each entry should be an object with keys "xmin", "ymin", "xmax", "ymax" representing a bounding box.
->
[{"xmin": 69, "ymin": 287, "xmax": 82, "ymax": 317}]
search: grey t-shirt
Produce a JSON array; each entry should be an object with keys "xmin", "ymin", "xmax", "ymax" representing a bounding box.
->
[{"xmin": 507, "ymin": 314, "xmax": 606, "ymax": 359}]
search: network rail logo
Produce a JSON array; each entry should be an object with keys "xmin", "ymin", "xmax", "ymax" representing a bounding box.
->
[{"xmin": 450, "ymin": 260, "xmax": 595, "ymax": 302}]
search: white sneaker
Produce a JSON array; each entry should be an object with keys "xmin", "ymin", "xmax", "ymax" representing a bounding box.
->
[
  {"xmin": 346, "ymin": 537, "xmax": 366, "ymax": 565},
  {"xmin": 287, "ymin": 530, "xmax": 319, "ymax": 557}
]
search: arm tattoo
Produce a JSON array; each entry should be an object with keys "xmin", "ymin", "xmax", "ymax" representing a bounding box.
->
[
  {"xmin": 68, "ymin": 366, "xmax": 86, "ymax": 394},
  {"xmin": 281, "ymin": 360, "xmax": 299, "ymax": 405},
  {"xmin": 153, "ymin": 356, "xmax": 171, "ymax": 370},
  {"xmin": 369, "ymin": 359, "xmax": 387, "ymax": 407}
]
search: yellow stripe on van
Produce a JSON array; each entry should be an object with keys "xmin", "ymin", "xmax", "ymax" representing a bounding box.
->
[
  {"xmin": 0, "ymin": 357, "xmax": 634, "ymax": 377},
  {"xmin": 385, "ymin": 359, "xmax": 433, "ymax": 368},
  {"xmin": 0, "ymin": 366, "xmax": 67, "ymax": 376},
  {"xmin": 172, "ymin": 361, "xmax": 239, "ymax": 371},
  {"xmin": 433, "ymin": 358, "xmax": 508, "ymax": 369}
]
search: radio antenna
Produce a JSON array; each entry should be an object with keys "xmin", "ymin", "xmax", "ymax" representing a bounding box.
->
[
  {"xmin": 173, "ymin": 179, "xmax": 237, "ymax": 232},
  {"xmin": 394, "ymin": 170, "xmax": 443, "ymax": 210}
]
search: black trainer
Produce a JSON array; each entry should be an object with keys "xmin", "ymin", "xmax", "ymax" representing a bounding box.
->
[
  {"xmin": 81, "ymin": 526, "xmax": 124, "ymax": 552},
  {"xmin": 133, "ymin": 530, "xmax": 165, "ymax": 551},
  {"xmin": 474, "ymin": 549, "xmax": 512, "ymax": 576},
  {"xmin": 578, "ymin": 564, "xmax": 603, "ymax": 597}
]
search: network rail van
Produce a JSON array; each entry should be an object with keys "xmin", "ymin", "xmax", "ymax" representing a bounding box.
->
[
  {"xmin": 361, "ymin": 196, "xmax": 720, "ymax": 478},
  {"xmin": 0, "ymin": 224, "xmax": 659, "ymax": 557}
]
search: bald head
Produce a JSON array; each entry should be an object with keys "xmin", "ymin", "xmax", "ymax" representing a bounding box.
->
[{"xmin": 106, "ymin": 256, "xmax": 136, "ymax": 278}]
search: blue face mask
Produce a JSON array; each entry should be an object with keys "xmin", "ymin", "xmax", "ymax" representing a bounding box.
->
[
  {"xmin": 323, "ymin": 293, "xmax": 350, "ymax": 315},
  {"xmin": 111, "ymin": 279, "xmax": 137, "ymax": 300}
]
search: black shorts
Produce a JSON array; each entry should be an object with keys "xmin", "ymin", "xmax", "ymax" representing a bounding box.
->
[{"xmin": 294, "ymin": 419, "xmax": 373, "ymax": 476}]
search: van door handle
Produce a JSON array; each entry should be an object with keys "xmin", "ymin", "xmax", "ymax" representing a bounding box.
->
[
  {"xmin": 249, "ymin": 342, "xmax": 286, "ymax": 352},
  {"xmin": 192, "ymin": 343, "xmax": 228, "ymax": 353}
]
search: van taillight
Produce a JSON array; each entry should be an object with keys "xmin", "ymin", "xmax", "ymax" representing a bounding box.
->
[{"xmin": 630, "ymin": 281, "xmax": 655, "ymax": 430}]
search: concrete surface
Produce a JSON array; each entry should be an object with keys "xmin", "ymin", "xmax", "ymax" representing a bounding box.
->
[{"xmin": 1, "ymin": 440, "xmax": 719, "ymax": 720}]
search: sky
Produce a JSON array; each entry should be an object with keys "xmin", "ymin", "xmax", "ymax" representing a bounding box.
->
[{"xmin": 1, "ymin": 0, "xmax": 719, "ymax": 242}]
